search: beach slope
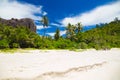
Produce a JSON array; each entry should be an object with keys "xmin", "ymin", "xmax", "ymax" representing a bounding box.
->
[{"xmin": 0, "ymin": 49, "xmax": 120, "ymax": 80}]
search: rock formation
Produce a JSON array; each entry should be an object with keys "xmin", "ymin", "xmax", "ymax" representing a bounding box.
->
[{"xmin": 0, "ymin": 18, "xmax": 36, "ymax": 32}]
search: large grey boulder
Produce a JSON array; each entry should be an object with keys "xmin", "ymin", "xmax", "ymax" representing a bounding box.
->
[{"xmin": 0, "ymin": 18, "xmax": 36, "ymax": 32}]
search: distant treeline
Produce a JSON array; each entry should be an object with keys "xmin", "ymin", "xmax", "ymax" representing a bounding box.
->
[{"xmin": 0, "ymin": 18, "xmax": 120, "ymax": 50}]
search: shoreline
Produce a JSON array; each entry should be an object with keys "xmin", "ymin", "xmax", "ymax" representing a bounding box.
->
[{"xmin": 0, "ymin": 48, "xmax": 119, "ymax": 53}]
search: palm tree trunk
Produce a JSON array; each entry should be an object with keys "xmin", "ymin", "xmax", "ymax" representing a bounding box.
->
[{"xmin": 44, "ymin": 27, "xmax": 46, "ymax": 37}]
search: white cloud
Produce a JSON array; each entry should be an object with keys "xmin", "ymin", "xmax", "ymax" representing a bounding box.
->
[
  {"xmin": 51, "ymin": 23, "xmax": 63, "ymax": 27},
  {"xmin": 61, "ymin": 1, "xmax": 120, "ymax": 26},
  {"xmin": 0, "ymin": 0, "xmax": 44, "ymax": 20},
  {"xmin": 47, "ymin": 30, "xmax": 66, "ymax": 36},
  {"xmin": 36, "ymin": 25, "xmax": 44, "ymax": 30},
  {"xmin": 60, "ymin": 30, "xmax": 66, "ymax": 36},
  {"xmin": 43, "ymin": 11, "xmax": 47, "ymax": 16},
  {"xmin": 37, "ymin": 25, "xmax": 51, "ymax": 30},
  {"xmin": 47, "ymin": 32, "xmax": 55, "ymax": 37}
]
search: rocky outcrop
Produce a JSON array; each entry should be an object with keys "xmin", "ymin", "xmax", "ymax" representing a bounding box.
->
[{"xmin": 0, "ymin": 18, "xmax": 36, "ymax": 32}]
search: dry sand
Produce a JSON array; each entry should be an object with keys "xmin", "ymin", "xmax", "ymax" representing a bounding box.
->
[{"xmin": 0, "ymin": 48, "xmax": 120, "ymax": 80}]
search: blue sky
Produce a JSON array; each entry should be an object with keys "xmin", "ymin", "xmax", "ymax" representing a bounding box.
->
[{"xmin": 0, "ymin": 0, "xmax": 120, "ymax": 36}]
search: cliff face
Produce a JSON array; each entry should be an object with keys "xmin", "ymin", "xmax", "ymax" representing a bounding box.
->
[{"xmin": 0, "ymin": 18, "xmax": 36, "ymax": 32}]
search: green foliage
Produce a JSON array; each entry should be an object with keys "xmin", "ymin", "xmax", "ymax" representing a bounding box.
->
[
  {"xmin": 65, "ymin": 19, "xmax": 120, "ymax": 50},
  {"xmin": 12, "ymin": 43, "xmax": 20, "ymax": 48},
  {"xmin": 77, "ymin": 42, "xmax": 88, "ymax": 49},
  {"xmin": 66, "ymin": 23, "xmax": 83, "ymax": 41},
  {"xmin": 0, "ymin": 39, "xmax": 9, "ymax": 49},
  {"xmin": 81, "ymin": 19, "xmax": 120, "ymax": 50},
  {"xmin": 0, "ymin": 18, "xmax": 120, "ymax": 50},
  {"xmin": 0, "ymin": 23, "xmax": 42, "ymax": 49},
  {"xmin": 53, "ymin": 38, "xmax": 76, "ymax": 49}
]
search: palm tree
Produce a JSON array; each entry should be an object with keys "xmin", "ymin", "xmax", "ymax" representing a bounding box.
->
[
  {"xmin": 41, "ymin": 16, "xmax": 49, "ymax": 37},
  {"xmin": 54, "ymin": 28, "xmax": 60, "ymax": 41},
  {"xmin": 66, "ymin": 23, "xmax": 72, "ymax": 39},
  {"xmin": 66, "ymin": 23, "xmax": 76, "ymax": 41},
  {"xmin": 77, "ymin": 22, "xmax": 82, "ymax": 33}
]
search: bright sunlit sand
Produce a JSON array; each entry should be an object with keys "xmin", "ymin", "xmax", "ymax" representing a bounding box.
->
[{"xmin": 0, "ymin": 48, "xmax": 120, "ymax": 80}]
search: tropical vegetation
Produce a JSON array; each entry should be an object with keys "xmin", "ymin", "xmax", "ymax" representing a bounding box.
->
[{"xmin": 0, "ymin": 17, "xmax": 120, "ymax": 50}]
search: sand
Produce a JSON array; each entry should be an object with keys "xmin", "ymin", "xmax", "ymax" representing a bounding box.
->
[{"xmin": 0, "ymin": 48, "xmax": 120, "ymax": 80}]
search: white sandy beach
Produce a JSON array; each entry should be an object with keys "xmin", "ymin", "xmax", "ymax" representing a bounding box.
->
[{"xmin": 0, "ymin": 48, "xmax": 120, "ymax": 80}]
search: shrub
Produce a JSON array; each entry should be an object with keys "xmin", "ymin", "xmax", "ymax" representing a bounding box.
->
[
  {"xmin": 101, "ymin": 45, "xmax": 111, "ymax": 50},
  {"xmin": 94, "ymin": 44, "xmax": 101, "ymax": 50},
  {"xmin": 12, "ymin": 43, "xmax": 20, "ymax": 48},
  {"xmin": 77, "ymin": 42, "xmax": 88, "ymax": 49},
  {"xmin": 0, "ymin": 39, "xmax": 9, "ymax": 49}
]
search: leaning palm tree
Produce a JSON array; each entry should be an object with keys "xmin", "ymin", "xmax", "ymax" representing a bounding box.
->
[{"xmin": 41, "ymin": 16, "xmax": 49, "ymax": 37}]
